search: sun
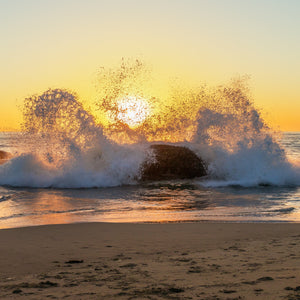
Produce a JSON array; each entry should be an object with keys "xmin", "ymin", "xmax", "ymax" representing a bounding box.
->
[{"xmin": 116, "ymin": 96, "xmax": 151, "ymax": 128}]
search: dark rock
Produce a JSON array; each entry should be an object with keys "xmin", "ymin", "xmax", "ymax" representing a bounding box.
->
[
  {"xmin": 0, "ymin": 150, "xmax": 10, "ymax": 159},
  {"xmin": 12, "ymin": 289, "xmax": 22, "ymax": 294},
  {"xmin": 141, "ymin": 144, "xmax": 206, "ymax": 181},
  {"xmin": 0, "ymin": 150, "xmax": 12, "ymax": 164}
]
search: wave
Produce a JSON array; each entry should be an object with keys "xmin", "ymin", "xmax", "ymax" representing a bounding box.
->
[
  {"xmin": 0, "ymin": 144, "xmax": 147, "ymax": 188},
  {"xmin": 0, "ymin": 60, "xmax": 299, "ymax": 188}
]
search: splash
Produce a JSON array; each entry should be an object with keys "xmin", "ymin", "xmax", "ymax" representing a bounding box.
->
[
  {"xmin": 0, "ymin": 87, "xmax": 147, "ymax": 187},
  {"xmin": 0, "ymin": 59, "xmax": 299, "ymax": 187},
  {"xmin": 189, "ymin": 80, "xmax": 300, "ymax": 186},
  {"xmin": 115, "ymin": 95, "xmax": 151, "ymax": 128}
]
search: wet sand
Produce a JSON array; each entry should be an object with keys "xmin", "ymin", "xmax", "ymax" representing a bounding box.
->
[{"xmin": 0, "ymin": 222, "xmax": 299, "ymax": 299}]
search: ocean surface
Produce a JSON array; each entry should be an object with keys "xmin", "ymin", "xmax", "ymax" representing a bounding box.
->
[{"xmin": 0, "ymin": 132, "xmax": 299, "ymax": 229}]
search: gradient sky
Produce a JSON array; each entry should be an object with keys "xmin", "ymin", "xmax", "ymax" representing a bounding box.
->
[{"xmin": 1, "ymin": 0, "xmax": 299, "ymax": 131}]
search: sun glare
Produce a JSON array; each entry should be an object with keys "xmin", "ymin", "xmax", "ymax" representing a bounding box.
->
[{"xmin": 116, "ymin": 96, "xmax": 151, "ymax": 128}]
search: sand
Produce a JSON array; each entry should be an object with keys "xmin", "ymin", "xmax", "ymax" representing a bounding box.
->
[{"xmin": 0, "ymin": 222, "xmax": 299, "ymax": 299}]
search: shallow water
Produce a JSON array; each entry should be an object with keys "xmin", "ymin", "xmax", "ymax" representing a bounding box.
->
[{"xmin": 0, "ymin": 132, "xmax": 299, "ymax": 229}]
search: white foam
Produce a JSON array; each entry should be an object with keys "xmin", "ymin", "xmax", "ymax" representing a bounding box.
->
[
  {"xmin": 1, "ymin": 79, "xmax": 299, "ymax": 188},
  {"xmin": 0, "ymin": 144, "xmax": 147, "ymax": 188}
]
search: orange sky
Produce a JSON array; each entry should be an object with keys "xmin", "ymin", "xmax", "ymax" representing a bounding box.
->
[{"xmin": 1, "ymin": 0, "xmax": 299, "ymax": 131}]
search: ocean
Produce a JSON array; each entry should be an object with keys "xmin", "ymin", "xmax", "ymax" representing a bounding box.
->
[
  {"xmin": 0, "ymin": 67, "xmax": 300, "ymax": 228},
  {"xmin": 0, "ymin": 131, "xmax": 299, "ymax": 229}
]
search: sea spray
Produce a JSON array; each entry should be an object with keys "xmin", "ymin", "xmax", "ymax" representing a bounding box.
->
[
  {"xmin": 190, "ymin": 80, "xmax": 300, "ymax": 186},
  {"xmin": 0, "ymin": 88, "xmax": 147, "ymax": 187},
  {"xmin": 0, "ymin": 59, "xmax": 299, "ymax": 187}
]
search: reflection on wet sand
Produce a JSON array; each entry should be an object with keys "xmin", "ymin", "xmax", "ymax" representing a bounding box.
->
[{"xmin": 0, "ymin": 182, "xmax": 299, "ymax": 229}]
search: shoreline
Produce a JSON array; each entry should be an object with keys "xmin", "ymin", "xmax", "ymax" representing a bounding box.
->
[
  {"xmin": 2, "ymin": 219, "xmax": 300, "ymax": 232},
  {"xmin": 0, "ymin": 222, "xmax": 300, "ymax": 299},
  {"xmin": 2, "ymin": 218, "xmax": 300, "ymax": 231}
]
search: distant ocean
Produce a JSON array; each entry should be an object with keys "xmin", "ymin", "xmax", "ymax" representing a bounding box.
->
[{"xmin": 0, "ymin": 131, "xmax": 299, "ymax": 229}]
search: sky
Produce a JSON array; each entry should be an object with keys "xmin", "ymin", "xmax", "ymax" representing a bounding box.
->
[{"xmin": 0, "ymin": 0, "xmax": 299, "ymax": 131}]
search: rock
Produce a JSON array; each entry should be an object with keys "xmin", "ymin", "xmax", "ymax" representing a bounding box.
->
[
  {"xmin": 0, "ymin": 150, "xmax": 12, "ymax": 165},
  {"xmin": 0, "ymin": 150, "xmax": 11, "ymax": 159},
  {"xmin": 141, "ymin": 144, "xmax": 206, "ymax": 181}
]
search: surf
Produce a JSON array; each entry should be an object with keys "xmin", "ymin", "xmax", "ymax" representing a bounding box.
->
[{"xmin": 0, "ymin": 59, "xmax": 299, "ymax": 188}]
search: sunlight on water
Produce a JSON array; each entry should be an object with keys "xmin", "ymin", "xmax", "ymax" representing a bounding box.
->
[
  {"xmin": 1, "ymin": 59, "xmax": 299, "ymax": 188},
  {"xmin": 115, "ymin": 96, "xmax": 151, "ymax": 128},
  {"xmin": 0, "ymin": 182, "xmax": 300, "ymax": 229},
  {"xmin": 0, "ymin": 59, "xmax": 299, "ymax": 228}
]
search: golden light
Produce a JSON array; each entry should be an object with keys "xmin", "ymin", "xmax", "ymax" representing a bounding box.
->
[{"xmin": 116, "ymin": 96, "xmax": 151, "ymax": 128}]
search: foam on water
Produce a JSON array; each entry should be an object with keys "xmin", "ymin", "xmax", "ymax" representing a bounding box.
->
[
  {"xmin": 192, "ymin": 109, "xmax": 300, "ymax": 187},
  {"xmin": 0, "ymin": 86, "xmax": 147, "ymax": 188},
  {"xmin": 0, "ymin": 60, "xmax": 299, "ymax": 188}
]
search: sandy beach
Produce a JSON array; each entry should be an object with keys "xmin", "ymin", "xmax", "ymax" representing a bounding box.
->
[{"xmin": 0, "ymin": 222, "xmax": 299, "ymax": 299}]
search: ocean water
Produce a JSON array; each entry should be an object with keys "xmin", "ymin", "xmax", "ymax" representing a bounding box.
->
[
  {"xmin": 0, "ymin": 132, "xmax": 299, "ymax": 229},
  {"xmin": 0, "ymin": 63, "xmax": 299, "ymax": 228}
]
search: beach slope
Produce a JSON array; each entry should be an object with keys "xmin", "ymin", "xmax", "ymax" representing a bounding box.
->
[{"xmin": 0, "ymin": 222, "xmax": 299, "ymax": 299}]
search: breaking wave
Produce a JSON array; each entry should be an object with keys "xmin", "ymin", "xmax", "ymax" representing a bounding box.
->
[{"xmin": 0, "ymin": 59, "xmax": 299, "ymax": 188}]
